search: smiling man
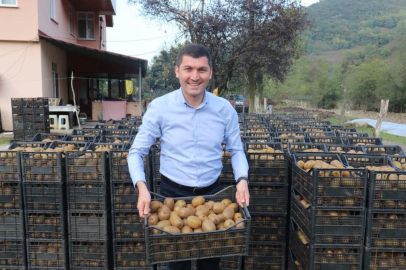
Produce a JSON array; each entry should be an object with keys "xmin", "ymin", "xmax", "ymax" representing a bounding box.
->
[{"xmin": 127, "ymin": 43, "xmax": 249, "ymax": 270}]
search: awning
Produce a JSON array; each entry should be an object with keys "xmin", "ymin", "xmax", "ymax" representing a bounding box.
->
[{"xmin": 38, "ymin": 31, "xmax": 148, "ymax": 78}]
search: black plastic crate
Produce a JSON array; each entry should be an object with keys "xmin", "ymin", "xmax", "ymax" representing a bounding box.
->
[
  {"xmin": 246, "ymin": 146, "xmax": 287, "ymax": 177},
  {"xmin": 72, "ymin": 128, "xmax": 101, "ymax": 136},
  {"xmin": 325, "ymin": 144, "xmax": 365, "ymax": 155},
  {"xmin": 277, "ymin": 131, "xmax": 306, "ymax": 138},
  {"xmin": 292, "ymin": 153, "xmax": 368, "ymax": 208},
  {"xmin": 275, "ymin": 127, "xmax": 303, "ymax": 133},
  {"xmin": 101, "ymin": 129, "xmax": 136, "ymax": 136},
  {"xmin": 144, "ymin": 186, "xmax": 251, "ymax": 265},
  {"xmin": 99, "ymin": 135, "xmax": 134, "ymax": 145},
  {"xmin": 307, "ymin": 136, "xmax": 344, "ymax": 144},
  {"xmin": 245, "ymin": 142, "xmax": 283, "ymax": 153},
  {"xmin": 87, "ymin": 142, "xmax": 129, "ymax": 151},
  {"xmin": 287, "ymin": 143, "xmax": 327, "ymax": 155},
  {"xmin": 31, "ymin": 133, "xmax": 67, "ymax": 142},
  {"xmin": 113, "ymin": 212, "xmax": 144, "ymax": 240},
  {"xmin": 21, "ymin": 152, "xmax": 64, "ymax": 182},
  {"xmin": 64, "ymin": 134, "xmax": 99, "ymax": 142},
  {"xmin": 94, "ymin": 123, "xmax": 122, "ymax": 129},
  {"xmin": 241, "ymin": 136, "xmax": 272, "ymax": 145},
  {"xmin": 47, "ymin": 141, "xmax": 88, "ymax": 152},
  {"xmin": 244, "ymin": 243, "xmax": 286, "ymax": 270},
  {"xmin": 305, "ymin": 131, "xmax": 336, "ymax": 138},
  {"xmin": 0, "ymin": 151, "xmax": 21, "ymax": 182},
  {"xmin": 0, "ymin": 211, "xmax": 24, "ymax": 239},
  {"xmin": 339, "ymin": 131, "xmax": 370, "ymax": 138},
  {"xmin": 8, "ymin": 141, "xmax": 49, "ymax": 151},
  {"xmin": 23, "ymin": 182, "xmax": 65, "ymax": 212},
  {"xmin": 366, "ymin": 211, "xmax": 406, "ymax": 249},
  {"xmin": 390, "ymin": 155, "xmax": 406, "ymax": 171},
  {"xmin": 248, "ymin": 184, "xmax": 288, "ymax": 213},
  {"xmin": 113, "ymin": 240, "xmax": 149, "ymax": 269},
  {"xmin": 220, "ymin": 256, "xmax": 242, "ymax": 270},
  {"xmin": 249, "ymin": 213, "xmax": 286, "ymax": 243},
  {"xmin": 151, "ymin": 147, "xmax": 161, "ymax": 193},
  {"xmin": 248, "ymin": 171, "xmax": 288, "ymax": 185},
  {"xmin": 67, "ymin": 182, "xmax": 110, "ymax": 212},
  {"xmin": 26, "ymin": 239, "xmax": 67, "ymax": 269},
  {"xmin": 244, "ymin": 131, "xmax": 273, "ymax": 138},
  {"xmin": 111, "ymin": 182, "xmax": 138, "ymax": 212},
  {"xmin": 363, "ymin": 145, "xmax": 405, "ymax": 156},
  {"xmin": 112, "ymin": 120, "xmax": 136, "ymax": 126},
  {"xmin": 343, "ymin": 154, "xmax": 390, "ymax": 168},
  {"xmin": 68, "ymin": 210, "xmax": 111, "ymax": 240},
  {"xmin": 368, "ymin": 170, "xmax": 406, "ymax": 212},
  {"xmin": 301, "ymin": 127, "xmax": 332, "ymax": 132},
  {"xmin": 347, "ymin": 137, "xmax": 383, "ymax": 146},
  {"xmin": 0, "ymin": 181, "xmax": 23, "ymax": 212},
  {"xmin": 289, "ymin": 221, "xmax": 363, "ymax": 270},
  {"xmin": 291, "ymin": 189, "xmax": 365, "ymax": 246},
  {"xmin": 0, "ymin": 239, "xmax": 26, "ymax": 268},
  {"xmin": 66, "ymin": 151, "xmax": 108, "ymax": 182},
  {"xmin": 110, "ymin": 150, "xmax": 150, "ymax": 187},
  {"xmin": 69, "ymin": 240, "xmax": 113, "ymax": 269},
  {"xmin": 25, "ymin": 213, "xmax": 67, "ymax": 240},
  {"xmin": 364, "ymin": 248, "xmax": 406, "ymax": 270},
  {"xmin": 272, "ymin": 137, "xmax": 307, "ymax": 150}
]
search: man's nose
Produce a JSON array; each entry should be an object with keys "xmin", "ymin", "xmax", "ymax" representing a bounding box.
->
[{"xmin": 190, "ymin": 70, "xmax": 199, "ymax": 80}]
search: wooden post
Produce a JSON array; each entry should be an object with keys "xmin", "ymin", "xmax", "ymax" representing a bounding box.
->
[{"xmin": 374, "ymin": 100, "xmax": 389, "ymax": 138}]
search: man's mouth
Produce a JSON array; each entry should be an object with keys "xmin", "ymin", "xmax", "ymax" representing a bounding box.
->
[{"xmin": 188, "ymin": 82, "xmax": 200, "ymax": 86}]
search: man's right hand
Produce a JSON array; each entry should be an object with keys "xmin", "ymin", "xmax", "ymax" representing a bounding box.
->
[{"xmin": 136, "ymin": 181, "xmax": 151, "ymax": 218}]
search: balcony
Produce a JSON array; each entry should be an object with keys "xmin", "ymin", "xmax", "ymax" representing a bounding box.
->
[{"xmin": 70, "ymin": 0, "xmax": 116, "ymax": 15}]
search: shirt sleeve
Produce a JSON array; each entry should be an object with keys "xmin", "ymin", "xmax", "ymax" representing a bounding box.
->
[
  {"xmin": 224, "ymin": 107, "xmax": 249, "ymax": 181},
  {"xmin": 127, "ymin": 101, "xmax": 162, "ymax": 187}
]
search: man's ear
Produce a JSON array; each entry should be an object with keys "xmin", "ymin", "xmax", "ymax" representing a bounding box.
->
[{"xmin": 175, "ymin": 66, "xmax": 180, "ymax": 78}]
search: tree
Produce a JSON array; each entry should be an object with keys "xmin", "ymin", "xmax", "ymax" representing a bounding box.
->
[{"xmin": 128, "ymin": 0, "xmax": 310, "ymax": 112}]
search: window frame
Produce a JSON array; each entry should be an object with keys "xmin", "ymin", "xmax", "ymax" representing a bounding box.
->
[
  {"xmin": 77, "ymin": 12, "xmax": 95, "ymax": 40},
  {"xmin": 0, "ymin": 0, "xmax": 18, "ymax": 7},
  {"xmin": 52, "ymin": 62, "xmax": 59, "ymax": 98},
  {"xmin": 50, "ymin": 0, "xmax": 56, "ymax": 21},
  {"xmin": 69, "ymin": 6, "xmax": 74, "ymax": 35}
]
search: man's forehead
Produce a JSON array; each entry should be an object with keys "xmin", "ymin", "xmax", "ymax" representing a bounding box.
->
[{"xmin": 179, "ymin": 55, "xmax": 210, "ymax": 67}]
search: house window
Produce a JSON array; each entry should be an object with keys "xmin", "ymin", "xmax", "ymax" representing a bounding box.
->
[
  {"xmin": 69, "ymin": 6, "xmax": 74, "ymax": 34},
  {"xmin": 50, "ymin": 0, "xmax": 56, "ymax": 20},
  {"xmin": 0, "ymin": 0, "xmax": 17, "ymax": 7},
  {"xmin": 78, "ymin": 12, "xmax": 95, "ymax": 39},
  {"xmin": 52, "ymin": 62, "xmax": 59, "ymax": 98}
]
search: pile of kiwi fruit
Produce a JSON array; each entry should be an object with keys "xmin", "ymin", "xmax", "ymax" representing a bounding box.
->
[{"xmin": 148, "ymin": 195, "xmax": 245, "ymax": 234}]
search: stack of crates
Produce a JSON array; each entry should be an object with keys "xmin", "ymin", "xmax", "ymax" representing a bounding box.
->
[
  {"xmin": 344, "ymin": 154, "xmax": 406, "ymax": 270},
  {"xmin": 244, "ymin": 141, "xmax": 288, "ymax": 270},
  {"xmin": 11, "ymin": 98, "xmax": 50, "ymax": 141},
  {"xmin": 290, "ymin": 153, "xmax": 368, "ymax": 270},
  {"xmin": 0, "ymin": 150, "xmax": 27, "ymax": 269},
  {"xmin": 21, "ymin": 150, "xmax": 68, "ymax": 269},
  {"xmin": 66, "ymin": 150, "xmax": 113, "ymax": 269},
  {"xmin": 110, "ymin": 150, "xmax": 150, "ymax": 270}
]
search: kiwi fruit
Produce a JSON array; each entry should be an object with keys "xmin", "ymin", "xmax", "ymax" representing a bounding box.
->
[
  {"xmin": 202, "ymin": 220, "xmax": 216, "ymax": 232},
  {"xmin": 213, "ymin": 202, "xmax": 226, "ymax": 214},
  {"xmin": 164, "ymin": 198, "xmax": 175, "ymax": 210},
  {"xmin": 186, "ymin": 216, "xmax": 202, "ymax": 229},
  {"xmin": 192, "ymin": 196, "xmax": 205, "ymax": 207}
]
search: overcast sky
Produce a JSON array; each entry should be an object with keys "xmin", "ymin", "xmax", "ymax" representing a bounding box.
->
[{"xmin": 106, "ymin": 0, "xmax": 320, "ymax": 65}]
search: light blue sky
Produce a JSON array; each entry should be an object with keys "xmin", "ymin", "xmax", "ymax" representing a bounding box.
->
[{"xmin": 106, "ymin": 0, "xmax": 319, "ymax": 64}]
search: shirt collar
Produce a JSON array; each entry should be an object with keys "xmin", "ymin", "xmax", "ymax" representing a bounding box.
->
[{"xmin": 177, "ymin": 88, "xmax": 209, "ymax": 110}]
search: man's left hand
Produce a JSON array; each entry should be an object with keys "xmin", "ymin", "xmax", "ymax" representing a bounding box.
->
[{"xmin": 236, "ymin": 180, "xmax": 250, "ymax": 207}]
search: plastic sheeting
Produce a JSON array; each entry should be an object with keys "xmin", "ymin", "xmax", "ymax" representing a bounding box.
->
[{"xmin": 347, "ymin": 119, "xmax": 406, "ymax": 137}]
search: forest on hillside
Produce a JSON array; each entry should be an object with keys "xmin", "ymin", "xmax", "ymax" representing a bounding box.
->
[
  {"xmin": 263, "ymin": 0, "xmax": 406, "ymax": 113},
  {"xmin": 142, "ymin": 0, "xmax": 406, "ymax": 113}
]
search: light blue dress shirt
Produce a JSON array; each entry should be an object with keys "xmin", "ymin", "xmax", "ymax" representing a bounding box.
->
[{"xmin": 127, "ymin": 89, "xmax": 248, "ymax": 188}]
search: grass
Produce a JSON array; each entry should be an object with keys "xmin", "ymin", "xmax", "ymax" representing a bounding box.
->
[
  {"xmin": 324, "ymin": 116, "xmax": 406, "ymax": 145},
  {"xmin": 0, "ymin": 138, "xmax": 10, "ymax": 145}
]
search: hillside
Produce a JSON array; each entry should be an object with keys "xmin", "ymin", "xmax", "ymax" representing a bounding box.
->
[{"xmin": 304, "ymin": 0, "xmax": 406, "ymax": 58}]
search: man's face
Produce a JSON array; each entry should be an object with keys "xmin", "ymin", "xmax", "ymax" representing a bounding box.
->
[{"xmin": 175, "ymin": 55, "xmax": 212, "ymax": 101}]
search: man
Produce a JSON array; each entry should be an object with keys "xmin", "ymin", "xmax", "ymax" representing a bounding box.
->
[{"xmin": 127, "ymin": 43, "xmax": 249, "ymax": 270}]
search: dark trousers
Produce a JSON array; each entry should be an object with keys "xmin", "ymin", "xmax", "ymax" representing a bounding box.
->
[{"xmin": 160, "ymin": 175, "xmax": 222, "ymax": 270}]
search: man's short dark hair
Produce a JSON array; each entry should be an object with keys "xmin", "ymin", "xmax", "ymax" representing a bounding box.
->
[{"xmin": 176, "ymin": 43, "xmax": 212, "ymax": 68}]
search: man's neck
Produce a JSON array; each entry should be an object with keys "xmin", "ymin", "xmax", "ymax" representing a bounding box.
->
[{"xmin": 182, "ymin": 90, "xmax": 205, "ymax": 109}]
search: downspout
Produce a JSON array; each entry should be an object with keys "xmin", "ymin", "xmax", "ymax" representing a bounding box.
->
[{"xmin": 99, "ymin": 17, "xmax": 103, "ymax": 49}]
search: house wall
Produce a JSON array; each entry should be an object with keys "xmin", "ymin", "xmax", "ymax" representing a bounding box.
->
[
  {"xmin": 0, "ymin": 0, "xmax": 39, "ymax": 41},
  {"xmin": 40, "ymin": 40, "xmax": 68, "ymax": 105},
  {"xmin": 0, "ymin": 41, "xmax": 43, "ymax": 131}
]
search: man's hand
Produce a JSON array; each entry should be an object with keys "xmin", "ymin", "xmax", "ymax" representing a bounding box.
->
[
  {"xmin": 136, "ymin": 181, "xmax": 151, "ymax": 218},
  {"xmin": 236, "ymin": 179, "xmax": 249, "ymax": 207}
]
